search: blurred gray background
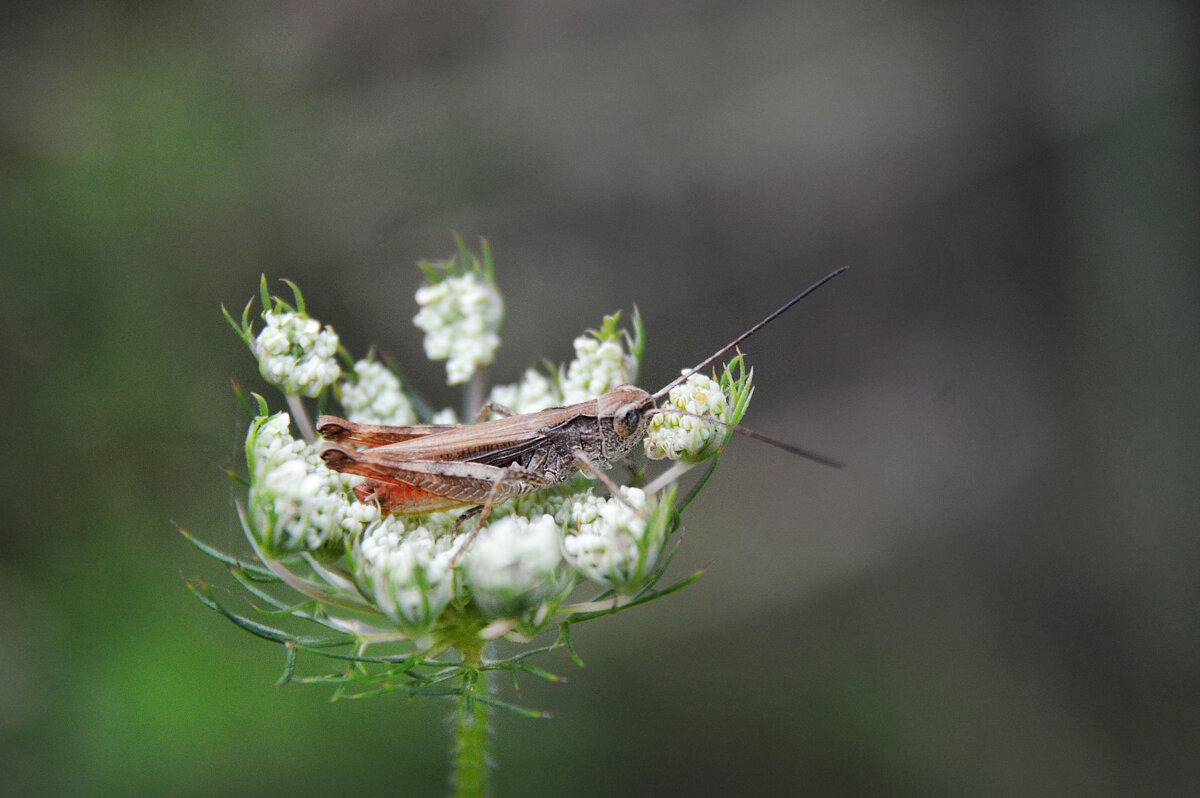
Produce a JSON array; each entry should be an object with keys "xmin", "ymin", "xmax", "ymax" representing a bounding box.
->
[{"xmin": 2, "ymin": 1, "xmax": 1197, "ymax": 796}]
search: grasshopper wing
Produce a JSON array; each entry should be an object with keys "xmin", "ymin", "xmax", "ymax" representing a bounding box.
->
[
  {"xmin": 321, "ymin": 445, "xmax": 554, "ymax": 514},
  {"xmin": 317, "ymin": 415, "xmax": 460, "ymax": 448}
]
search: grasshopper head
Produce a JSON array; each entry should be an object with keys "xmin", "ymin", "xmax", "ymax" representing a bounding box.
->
[{"xmin": 596, "ymin": 384, "xmax": 655, "ymax": 462}]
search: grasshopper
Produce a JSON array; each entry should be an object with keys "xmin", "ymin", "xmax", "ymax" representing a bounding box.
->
[{"xmin": 318, "ymin": 267, "xmax": 846, "ymax": 554}]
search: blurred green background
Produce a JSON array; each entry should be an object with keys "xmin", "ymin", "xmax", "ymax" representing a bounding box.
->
[{"xmin": 2, "ymin": 2, "xmax": 1197, "ymax": 796}]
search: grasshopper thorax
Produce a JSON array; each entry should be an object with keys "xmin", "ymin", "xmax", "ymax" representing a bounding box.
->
[{"xmin": 595, "ymin": 384, "xmax": 655, "ymax": 462}]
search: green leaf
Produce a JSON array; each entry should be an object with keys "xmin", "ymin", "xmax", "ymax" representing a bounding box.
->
[
  {"xmin": 258, "ymin": 274, "xmax": 271, "ymax": 315},
  {"xmin": 479, "ymin": 237, "xmax": 495, "ymax": 281},
  {"xmin": 558, "ymin": 622, "xmax": 586, "ymax": 668},
  {"xmin": 280, "ymin": 278, "xmax": 306, "ymax": 315},
  {"xmin": 627, "ymin": 305, "xmax": 646, "ymax": 380},
  {"xmin": 564, "ymin": 568, "xmax": 703, "ymax": 623},
  {"xmin": 183, "ymin": 578, "xmax": 356, "ymax": 648},
  {"xmin": 221, "ymin": 301, "xmax": 251, "ymax": 344},
  {"xmin": 472, "ymin": 693, "xmax": 552, "ymax": 720},
  {"xmin": 173, "ymin": 522, "xmax": 275, "ymax": 580},
  {"xmin": 276, "ymin": 643, "xmax": 298, "ymax": 686},
  {"xmin": 511, "ymin": 663, "xmax": 566, "ymax": 684},
  {"xmin": 416, "ymin": 258, "xmax": 444, "ymax": 283},
  {"xmin": 221, "ymin": 466, "xmax": 250, "ymax": 489},
  {"xmin": 453, "ymin": 232, "xmax": 481, "ymax": 277},
  {"xmin": 230, "ymin": 379, "xmax": 258, "ymax": 422}
]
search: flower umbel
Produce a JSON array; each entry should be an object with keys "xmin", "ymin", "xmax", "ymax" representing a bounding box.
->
[
  {"xmin": 487, "ymin": 310, "xmax": 643, "ymax": 413},
  {"xmin": 223, "ymin": 278, "xmax": 341, "ymax": 398},
  {"xmin": 190, "ymin": 238, "xmax": 759, "ymax": 794}
]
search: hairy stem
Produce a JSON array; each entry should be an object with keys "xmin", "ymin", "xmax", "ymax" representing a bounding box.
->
[{"xmin": 451, "ymin": 646, "xmax": 491, "ymax": 798}]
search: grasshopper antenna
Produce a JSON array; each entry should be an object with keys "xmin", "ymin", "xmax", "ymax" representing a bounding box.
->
[
  {"xmin": 652, "ymin": 266, "xmax": 848, "ymax": 402},
  {"xmin": 647, "ymin": 408, "xmax": 844, "ymax": 469}
]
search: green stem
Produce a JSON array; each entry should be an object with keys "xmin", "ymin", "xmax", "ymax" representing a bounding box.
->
[{"xmin": 450, "ymin": 651, "xmax": 491, "ymax": 798}]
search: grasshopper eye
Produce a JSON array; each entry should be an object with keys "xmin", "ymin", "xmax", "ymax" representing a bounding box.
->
[{"xmin": 614, "ymin": 405, "xmax": 642, "ymax": 438}]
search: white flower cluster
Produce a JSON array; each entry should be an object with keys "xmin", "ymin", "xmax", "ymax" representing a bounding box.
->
[
  {"xmin": 430, "ymin": 407, "xmax": 460, "ymax": 424},
  {"xmin": 486, "ymin": 330, "xmax": 637, "ymax": 414},
  {"xmin": 246, "ymin": 412, "xmax": 378, "ymax": 554},
  {"xmin": 562, "ymin": 487, "xmax": 660, "ymax": 592},
  {"xmin": 560, "ymin": 334, "xmax": 638, "ymax": 404},
  {"xmin": 339, "ymin": 359, "xmax": 417, "ymax": 425},
  {"xmin": 486, "ymin": 367, "xmax": 559, "ymax": 414},
  {"xmin": 254, "ymin": 309, "xmax": 341, "ymax": 397},
  {"xmin": 644, "ymin": 372, "xmax": 729, "ymax": 462},
  {"xmin": 462, "ymin": 514, "xmax": 564, "ymax": 620},
  {"xmin": 413, "ymin": 274, "xmax": 503, "ymax": 385},
  {"xmin": 354, "ymin": 518, "xmax": 455, "ymax": 634}
]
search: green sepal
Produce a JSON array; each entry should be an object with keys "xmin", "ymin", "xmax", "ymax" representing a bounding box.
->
[
  {"xmin": 593, "ymin": 310, "xmax": 622, "ymax": 342},
  {"xmin": 417, "ymin": 234, "xmax": 496, "ymax": 285},
  {"xmin": 258, "ymin": 274, "xmax": 271, "ymax": 315}
]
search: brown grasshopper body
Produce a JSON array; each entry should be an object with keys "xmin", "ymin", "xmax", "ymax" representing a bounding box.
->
[
  {"xmin": 318, "ymin": 267, "xmax": 846, "ymax": 531},
  {"xmin": 318, "ymin": 385, "xmax": 652, "ymax": 515}
]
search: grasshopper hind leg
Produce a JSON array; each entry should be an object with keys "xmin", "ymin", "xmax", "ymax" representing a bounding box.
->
[{"xmin": 449, "ymin": 463, "xmax": 555, "ymax": 566}]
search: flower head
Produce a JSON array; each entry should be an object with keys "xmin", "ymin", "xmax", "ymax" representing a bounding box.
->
[
  {"xmin": 562, "ymin": 487, "xmax": 666, "ymax": 593},
  {"xmin": 560, "ymin": 335, "xmax": 637, "ymax": 404},
  {"xmin": 462, "ymin": 514, "xmax": 567, "ymax": 622},
  {"xmin": 245, "ymin": 412, "xmax": 375, "ymax": 555},
  {"xmin": 353, "ymin": 518, "xmax": 455, "ymax": 635},
  {"xmin": 644, "ymin": 371, "xmax": 729, "ymax": 462},
  {"xmin": 486, "ymin": 311, "xmax": 641, "ymax": 414},
  {"xmin": 487, "ymin": 367, "xmax": 560, "ymax": 414},
  {"xmin": 253, "ymin": 309, "xmax": 340, "ymax": 398},
  {"xmin": 413, "ymin": 240, "xmax": 503, "ymax": 386},
  {"xmin": 200, "ymin": 245, "xmax": 771, "ymax": 721},
  {"xmin": 339, "ymin": 358, "xmax": 417, "ymax": 425}
]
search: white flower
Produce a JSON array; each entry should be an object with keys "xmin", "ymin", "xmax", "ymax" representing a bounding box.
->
[
  {"xmin": 644, "ymin": 372, "xmax": 728, "ymax": 462},
  {"xmin": 339, "ymin": 359, "xmax": 416, "ymax": 425},
  {"xmin": 562, "ymin": 487, "xmax": 661, "ymax": 591},
  {"xmin": 463, "ymin": 514, "xmax": 565, "ymax": 619},
  {"xmin": 431, "ymin": 407, "xmax": 459, "ymax": 425},
  {"xmin": 561, "ymin": 335, "xmax": 637, "ymax": 404},
  {"xmin": 487, "ymin": 367, "xmax": 562, "ymax": 414},
  {"xmin": 354, "ymin": 518, "xmax": 455, "ymax": 633},
  {"xmin": 246, "ymin": 412, "xmax": 377, "ymax": 554},
  {"xmin": 413, "ymin": 274, "xmax": 503, "ymax": 386},
  {"xmin": 253, "ymin": 309, "xmax": 340, "ymax": 397}
]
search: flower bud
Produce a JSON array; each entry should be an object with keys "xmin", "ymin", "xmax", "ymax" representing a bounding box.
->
[
  {"xmin": 562, "ymin": 487, "xmax": 664, "ymax": 593},
  {"xmin": 353, "ymin": 518, "xmax": 455, "ymax": 635},
  {"xmin": 644, "ymin": 372, "xmax": 729, "ymax": 462},
  {"xmin": 462, "ymin": 514, "xmax": 565, "ymax": 621},
  {"xmin": 253, "ymin": 309, "xmax": 340, "ymax": 397}
]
